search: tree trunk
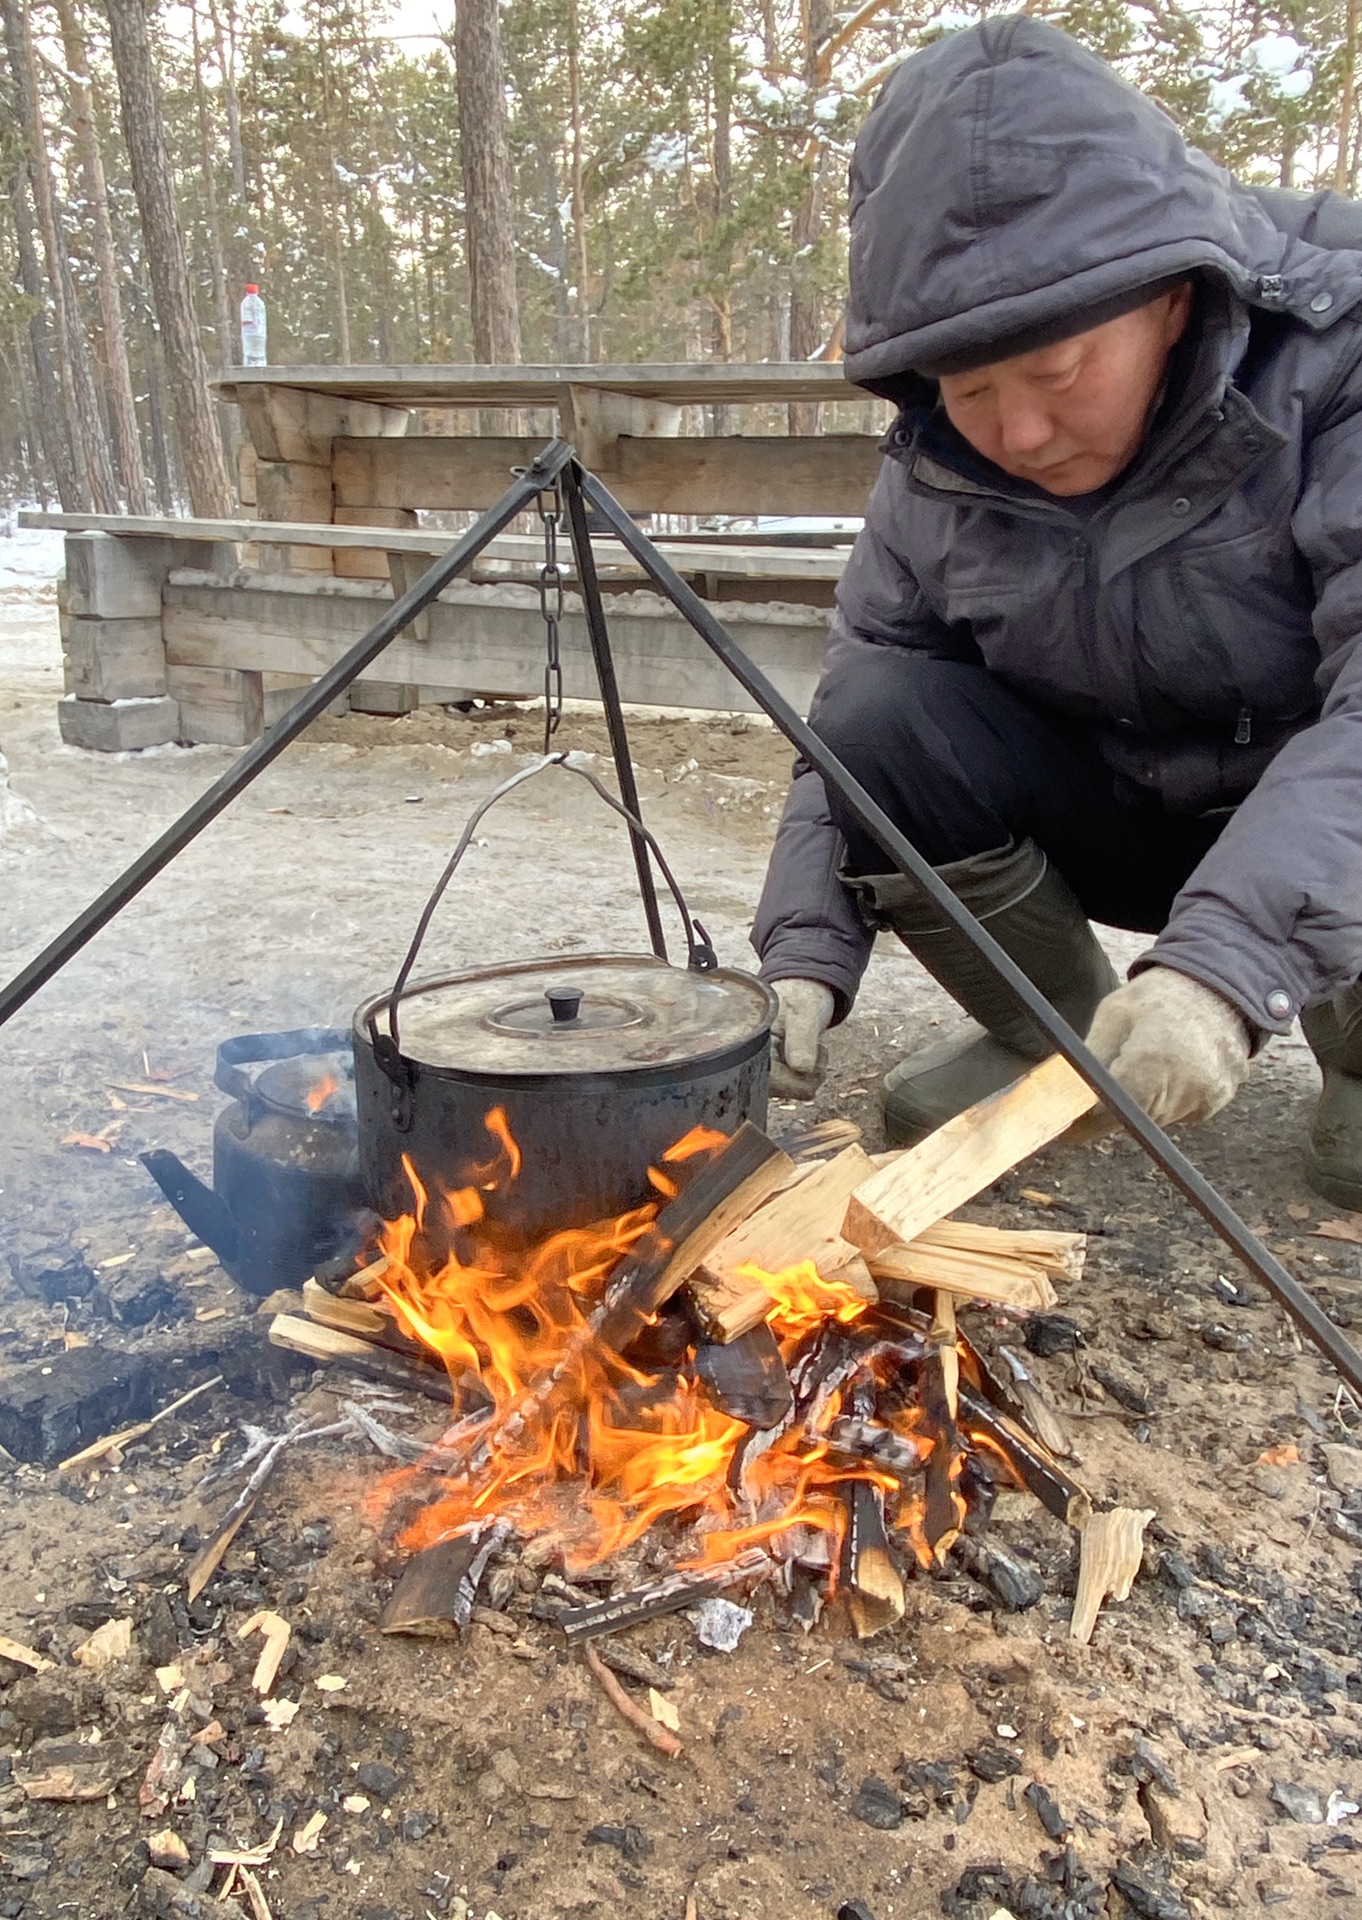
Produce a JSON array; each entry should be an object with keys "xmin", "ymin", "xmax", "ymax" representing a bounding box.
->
[
  {"xmin": 103, "ymin": 0, "xmax": 233, "ymax": 515},
  {"xmin": 787, "ymin": 0, "xmax": 833, "ymax": 433},
  {"xmin": 53, "ymin": 0, "xmax": 152, "ymax": 512},
  {"xmin": 4, "ymin": 154, "xmax": 81, "ymax": 508},
  {"xmin": 2, "ymin": 0, "xmax": 119, "ymax": 510},
  {"xmin": 318, "ymin": 28, "xmax": 353, "ymax": 362},
  {"xmin": 1337, "ymin": 0, "xmax": 1359, "ymax": 193},
  {"xmin": 452, "ymin": 0, "xmax": 522, "ymax": 366},
  {"xmin": 567, "ymin": 0, "xmax": 591, "ymax": 361}
]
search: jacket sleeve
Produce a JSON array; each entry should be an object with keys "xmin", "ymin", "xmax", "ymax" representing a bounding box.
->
[
  {"xmin": 1147, "ymin": 359, "xmax": 1362, "ymax": 1031},
  {"xmin": 751, "ymin": 454, "xmax": 963, "ymax": 1018}
]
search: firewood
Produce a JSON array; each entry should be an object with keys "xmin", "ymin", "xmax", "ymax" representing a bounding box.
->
[
  {"xmin": 683, "ymin": 1144, "xmax": 878, "ymax": 1340},
  {"xmin": 957, "ymin": 1382, "xmax": 1093, "ymax": 1529},
  {"xmin": 996, "ymin": 1345, "xmax": 1076, "ymax": 1460},
  {"xmin": 687, "ymin": 1246, "xmax": 875, "ymax": 1343},
  {"xmin": 913, "ymin": 1219, "xmax": 1086, "ymax": 1283},
  {"xmin": 843, "ymin": 1056, "xmax": 1098, "ymax": 1259},
  {"xmin": 300, "ymin": 1278, "xmax": 437, "ymax": 1368},
  {"xmin": 1069, "ymin": 1506, "xmax": 1155, "ymax": 1644},
  {"xmin": 839, "ymin": 1479, "xmax": 905, "ymax": 1638},
  {"xmin": 268, "ymin": 1312, "xmax": 451, "ymax": 1403},
  {"xmin": 594, "ymin": 1122, "xmax": 794, "ymax": 1351},
  {"xmin": 869, "ymin": 1243, "xmax": 1058, "ymax": 1310},
  {"xmin": 380, "ymin": 1522, "xmax": 507, "ymax": 1633},
  {"xmin": 557, "ymin": 1547, "xmax": 772, "ymax": 1642},
  {"xmin": 921, "ymin": 1308, "xmax": 963, "ymax": 1557},
  {"xmin": 694, "ymin": 1323, "xmax": 793, "ymax": 1428}
]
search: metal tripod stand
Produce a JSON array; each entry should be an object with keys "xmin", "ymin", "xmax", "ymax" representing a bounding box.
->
[{"xmin": 2, "ymin": 437, "xmax": 1359, "ymax": 1397}]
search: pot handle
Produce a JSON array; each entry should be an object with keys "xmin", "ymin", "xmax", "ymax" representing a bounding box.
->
[
  {"xmin": 215, "ymin": 1027, "xmax": 353, "ymax": 1124},
  {"xmin": 374, "ymin": 753, "xmax": 718, "ymax": 1065}
]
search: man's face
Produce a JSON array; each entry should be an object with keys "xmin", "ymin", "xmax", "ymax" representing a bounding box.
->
[{"xmin": 937, "ymin": 284, "xmax": 1194, "ymax": 497}]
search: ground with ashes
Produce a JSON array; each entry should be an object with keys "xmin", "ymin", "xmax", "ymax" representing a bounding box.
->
[{"xmin": 1, "ymin": 549, "xmax": 1361, "ymax": 1920}]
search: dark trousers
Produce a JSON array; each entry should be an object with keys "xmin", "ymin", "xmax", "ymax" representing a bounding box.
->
[{"xmin": 814, "ymin": 649, "xmax": 1227, "ymax": 936}]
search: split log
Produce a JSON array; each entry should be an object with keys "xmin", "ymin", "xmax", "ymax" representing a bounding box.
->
[
  {"xmin": 380, "ymin": 1522, "xmax": 508, "ymax": 1634},
  {"xmin": 955, "ymin": 1531, "xmax": 1045, "ymax": 1612},
  {"xmin": 268, "ymin": 1312, "xmax": 451, "ymax": 1404},
  {"xmin": 996, "ymin": 1345, "xmax": 1076, "ymax": 1460},
  {"xmin": 557, "ymin": 1548, "xmax": 772, "ymax": 1642},
  {"xmin": 1069, "ymin": 1506, "xmax": 1155, "ymax": 1644},
  {"xmin": 694, "ymin": 1324, "xmax": 793, "ymax": 1429},
  {"xmin": 839, "ymin": 1479, "xmax": 905, "ymax": 1638},
  {"xmin": 869, "ymin": 1243, "xmax": 1058, "ymax": 1310},
  {"xmin": 843, "ymin": 1056, "xmax": 1098, "ymax": 1259},
  {"xmin": 957, "ymin": 1382, "xmax": 1092, "ymax": 1529},
  {"xmin": 300, "ymin": 1278, "xmax": 435, "ymax": 1367},
  {"xmin": 921, "ymin": 1305, "xmax": 964, "ymax": 1557},
  {"xmin": 593, "ymin": 1123, "xmax": 794, "ymax": 1352},
  {"xmin": 684, "ymin": 1144, "xmax": 878, "ymax": 1341},
  {"xmin": 912, "ymin": 1219, "xmax": 1086, "ymax": 1283}
]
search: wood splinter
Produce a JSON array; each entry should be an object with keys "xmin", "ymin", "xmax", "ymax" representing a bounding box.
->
[
  {"xmin": 584, "ymin": 1642, "xmax": 684, "ymax": 1759},
  {"xmin": 1069, "ymin": 1506, "xmax": 1156, "ymax": 1645}
]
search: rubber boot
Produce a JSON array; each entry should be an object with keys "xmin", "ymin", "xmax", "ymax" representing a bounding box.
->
[
  {"xmin": 1301, "ymin": 983, "xmax": 1362, "ymax": 1210},
  {"xmin": 846, "ymin": 840, "xmax": 1117, "ymax": 1148}
]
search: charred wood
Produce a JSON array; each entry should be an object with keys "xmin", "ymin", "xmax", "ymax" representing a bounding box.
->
[
  {"xmin": 954, "ymin": 1531, "xmax": 1045, "ymax": 1612},
  {"xmin": 694, "ymin": 1322, "xmax": 793, "ymax": 1428},
  {"xmin": 957, "ymin": 1383, "xmax": 1092, "ymax": 1529},
  {"xmin": 557, "ymin": 1548, "xmax": 772, "ymax": 1642},
  {"xmin": 380, "ymin": 1521, "xmax": 509, "ymax": 1634},
  {"xmin": 839, "ymin": 1479, "xmax": 905, "ymax": 1638}
]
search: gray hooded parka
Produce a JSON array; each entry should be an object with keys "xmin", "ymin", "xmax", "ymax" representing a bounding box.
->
[{"xmin": 752, "ymin": 18, "xmax": 1362, "ymax": 1040}]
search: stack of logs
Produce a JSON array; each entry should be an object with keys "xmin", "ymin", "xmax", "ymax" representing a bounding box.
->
[{"xmin": 271, "ymin": 1056, "xmax": 1153, "ymax": 1648}]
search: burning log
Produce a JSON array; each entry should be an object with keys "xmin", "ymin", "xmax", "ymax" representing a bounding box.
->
[
  {"xmin": 839, "ymin": 1479, "xmax": 905, "ymax": 1638},
  {"xmin": 684, "ymin": 1144, "xmax": 879, "ymax": 1341},
  {"xmin": 379, "ymin": 1522, "xmax": 509, "ymax": 1634},
  {"xmin": 957, "ymin": 1382, "xmax": 1092, "ymax": 1529},
  {"xmin": 593, "ymin": 1121, "xmax": 794, "ymax": 1351},
  {"xmin": 693, "ymin": 1323, "xmax": 793, "ymax": 1429},
  {"xmin": 842, "ymin": 1055, "xmax": 1098, "ymax": 1259},
  {"xmin": 300, "ymin": 1277, "xmax": 435, "ymax": 1365},
  {"xmin": 921, "ymin": 1297, "xmax": 965, "ymax": 1556},
  {"xmin": 826, "ymin": 1417, "xmax": 926, "ymax": 1483},
  {"xmin": 1069, "ymin": 1506, "xmax": 1155, "ymax": 1644},
  {"xmin": 557, "ymin": 1548, "xmax": 772, "ymax": 1642}
]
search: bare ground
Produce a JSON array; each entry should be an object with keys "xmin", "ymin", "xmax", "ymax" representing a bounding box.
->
[{"xmin": 1, "ymin": 574, "xmax": 1360, "ymax": 1920}]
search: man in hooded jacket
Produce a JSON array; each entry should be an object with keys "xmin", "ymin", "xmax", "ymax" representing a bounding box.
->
[{"xmin": 753, "ymin": 16, "xmax": 1362, "ymax": 1207}]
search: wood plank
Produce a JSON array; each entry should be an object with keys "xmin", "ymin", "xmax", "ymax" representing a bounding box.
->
[
  {"xmin": 23, "ymin": 512, "xmax": 852, "ymax": 581},
  {"xmin": 332, "ymin": 433, "xmax": 883, "ymax": 516},
  {"xmin": 160, "ymin": 580, "xmax": 827, "ymax": 718},
  {"xmin": 842, "ymin": 1058, "xmax": 1099, "ymax": 1260},
  {"xmin": 211, "ymin": 361, "xmax": 862, "ymax": 409}
]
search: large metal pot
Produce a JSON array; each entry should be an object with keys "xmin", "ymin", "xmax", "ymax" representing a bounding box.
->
[{"xmin": 353, "ymin": 953, "xmax": 775, "ymax": 1248}]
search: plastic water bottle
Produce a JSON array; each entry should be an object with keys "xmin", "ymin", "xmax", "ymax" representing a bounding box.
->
[{"xmin": 240, "ymin": 285, "xmax": 267, "ymax": 366}]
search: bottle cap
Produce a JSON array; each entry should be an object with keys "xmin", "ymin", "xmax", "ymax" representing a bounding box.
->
[{"xmin": 244, "ymin": 283, "xmax": 259, "ymax": 294}]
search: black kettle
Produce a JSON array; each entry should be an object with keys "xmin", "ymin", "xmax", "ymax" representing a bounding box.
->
[{"xmin": 142, "ymin": 1029, "xmax": 368, "ymax": 1296}]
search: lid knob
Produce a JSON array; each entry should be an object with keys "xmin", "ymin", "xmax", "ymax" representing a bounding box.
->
[{"xmin": 546, "ymin": 986, "xmax": 583, "ymax": 1025}]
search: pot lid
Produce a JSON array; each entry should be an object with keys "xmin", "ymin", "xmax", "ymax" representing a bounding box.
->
[
  {"xmin": 366, "ymin": 954, "xmax": 775, "ymax": 1077},
  {"xmin": 251, "ymin": 1053, "xmax": 357, "ymax": 1123}
]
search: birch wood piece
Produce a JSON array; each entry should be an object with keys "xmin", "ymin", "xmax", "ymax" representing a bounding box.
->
[
  {"xmin": 869, "ymin": 1243, "xmax": 1058, "ymax": 1310},
  {"xmin": 931, "ymin": 1292, "xmax": 960, "ymax": 1425},
  {"xmin": 687, "ymin": 1245, "xmax": 876, "ymax": 1342},
  {"xmin": 843, "ymin": 1057, "xmax": 1099, "ymax": 1259},
  {"xmin": 1069, "ymin": 1506, "xmax": 1156, "ymax": 1645}
]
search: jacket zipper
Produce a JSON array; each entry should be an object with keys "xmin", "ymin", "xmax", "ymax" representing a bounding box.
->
[{"xmin": 1235, "ymin": 708, "xmax": 1253, "ymax": 745}]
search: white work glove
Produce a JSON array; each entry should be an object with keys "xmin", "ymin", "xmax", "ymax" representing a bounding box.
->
[
  {"xmin": 1085, "ymin": 966, "xmax": 1253, "ymax": 1127},
  {"xmin": 769, "ymin": 979, "xmax": 836, "ymax": 1100}
]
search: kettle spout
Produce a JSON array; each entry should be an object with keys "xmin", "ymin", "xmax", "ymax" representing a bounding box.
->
[{"xmin": 140, "ymin": 1150, "xmax": 241, "ymax": 1267}]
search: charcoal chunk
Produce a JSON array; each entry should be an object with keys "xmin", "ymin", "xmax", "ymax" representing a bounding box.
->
[
  {"xmin": 968, "ymin": 1745, "xmax": 1021, "ymax": 1784},
  {"xmin": 851, "ymin": 1776, "xmax": 903, "ymax": 1830},
  {"xmin": 1110, "ymin": 1861, "xmax": 1191, "ymax": 1919},
  {"xmin": 1024, "ymin": 1779, "xmax": 1070, "ymax": 1839},
  {"xmin": 584, "ymin": 1823, "xmax": 651, "ymax": 1862},
  {"xmin": 8, "ymin": 1237, "xmax": 95, "ymax": 1305},
  {"xmin": 355, "ymin": 1761, "xmax": 399, "ymax": 1800},
  {"xmin": 1023, "ymin": 1314, "xmax": 1082, "ymax": 1358}
]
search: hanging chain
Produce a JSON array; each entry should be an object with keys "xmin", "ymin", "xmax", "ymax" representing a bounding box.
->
[{"xmin": 537, "ymin": 485, "xmax": 565, "ymax": 754}]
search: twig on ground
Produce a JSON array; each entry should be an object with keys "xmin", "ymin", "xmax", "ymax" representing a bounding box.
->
[{"xmin": 584, "ymin": 1643, "xmax": 684, "ymax": 1759}]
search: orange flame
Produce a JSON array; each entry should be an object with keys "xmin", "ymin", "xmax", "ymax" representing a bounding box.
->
[
  {"xmin": 305, "ymin": 1073, "xmax": 340, "ymax": 1113},
  {"xmin": 369, "ymin": 1112, "xmax": 967, "ymax": 1582}
]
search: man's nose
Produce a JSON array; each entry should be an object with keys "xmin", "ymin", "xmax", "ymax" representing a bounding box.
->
[{"xmin": 996, "ymin": 395, "xmax": 1055, "ymax": 458}]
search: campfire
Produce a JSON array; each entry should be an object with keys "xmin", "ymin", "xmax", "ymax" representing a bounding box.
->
[{"xmin": 270, "ymin": 1057, "xmax": 1148, "ymax": 1660}]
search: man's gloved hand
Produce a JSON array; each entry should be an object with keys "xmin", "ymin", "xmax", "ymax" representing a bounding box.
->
[
  {"xmin": 1085, "ymin": 966, "xmax": 1253, "ymax": 1126},
  {"xmin": 769, "ymin": 979, "xmax": 836, "ymax": 1100}
]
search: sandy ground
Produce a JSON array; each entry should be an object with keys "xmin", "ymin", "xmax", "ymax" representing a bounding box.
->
[{"xmin": 1, "ymin": 556, "xmax": 1361, "ymax": 1920}]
